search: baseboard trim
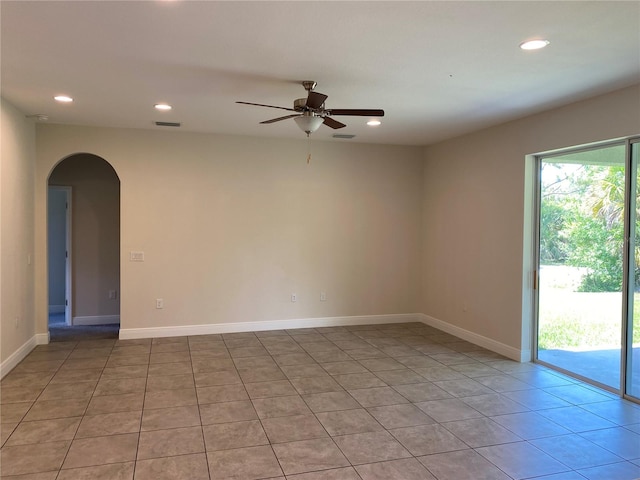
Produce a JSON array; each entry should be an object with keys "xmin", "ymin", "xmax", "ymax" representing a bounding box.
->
[
  {"xmin": 119, "ymin": 313, "xmax": 421, "ymax": 340},
  {"xmin": 73, "ymin": 315, "xmax": 120, "ymax": 326},
  {"xmin": 36, "ymin": 332, "xmax": 50, "ymax": 345},
  {"xmin": 49, "ymin": 305, "xmax": 65, "ymax": 314},
  {"xmin": 419, "ymin": 313, "xmax": 525, "ymax": 362},
  {"xmin": 118, "ymin": 312, "xmax": 527, "ymax": 362},
  {"xmin": 0, "ymin": 336, "xmax": 38, "ymax": 379}
]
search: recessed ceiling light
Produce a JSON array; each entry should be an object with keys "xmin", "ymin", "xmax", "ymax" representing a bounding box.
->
[
  {"xmin": 520, "ymin": 39, "xmax": 550, "ymax": 50},
  {"xmin": 54, "ymin": 95, "xmax": 73, "ymax": 103},
  {"xmin": 367, "ymin": 120, "xmax": 381, "ymax": 126},
  {"xmin": 154, "ymin": 103, "xmax": 172, "ymax": 111}
]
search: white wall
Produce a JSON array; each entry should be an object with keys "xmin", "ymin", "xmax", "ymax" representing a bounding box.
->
[
  {"xmin": 6, "ymin": 84, "xmax": 638, "ymax": 367},
  {"xmin": 34, "ymin": 128, "xmax": 424, "ymax": 336},
  {"xmin": 1, "ymin": 98, "xmax": 36, "ymax": 369},
  {"xmin": 421, "ymin": 84, "xmax": 640, "ymax": 357}
]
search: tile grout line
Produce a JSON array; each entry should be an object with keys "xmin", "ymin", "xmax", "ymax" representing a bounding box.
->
[
  {"xmin": 253, "ymin": 332, "xmax": 291, "ymax": 479},
  {"xmin": 192, "ymin": 334, "xmax": 215, "ymax": 480},
  {"xmin": 2, "ymin": 323, "xmax": 640, "ymax": 478},
  {"xmin": 128, "ymin": 338, "xmax": 150, "ymax": 479},
  {"xmin": 55, "ymin": 338, "xmax": 114, "ymax": 476}
]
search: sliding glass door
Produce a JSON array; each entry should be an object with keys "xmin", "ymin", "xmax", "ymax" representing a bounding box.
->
[
  {"xmin": 625, "ymin": 141, "xmax": 640, "ymax": 398},
  {"xmin": 537, "ymin": 144, "xmax": 626, "ymax": 390}
]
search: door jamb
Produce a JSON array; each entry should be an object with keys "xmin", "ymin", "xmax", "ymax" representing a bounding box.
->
[{"xmin": 48, "ymin": 186, "xmax": 72, "ymax": 327}]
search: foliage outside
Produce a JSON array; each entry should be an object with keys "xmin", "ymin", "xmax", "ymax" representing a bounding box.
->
[
  {"xmin": 538, "ymin": 160, "xmax": 640, "ymax": 350},
  {"xmin": 540, "ymin": 163, "xmax": 629, "ymax": 292}
]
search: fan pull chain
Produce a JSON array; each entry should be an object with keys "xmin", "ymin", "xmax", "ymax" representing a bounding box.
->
[{"xmin": 307, "ymin": 133, "xmax": 312, "ymax": 164}]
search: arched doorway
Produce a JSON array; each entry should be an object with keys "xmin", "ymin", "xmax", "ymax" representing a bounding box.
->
[{"xmin": 47, "ymin": 153, "xmax": 120, "ymax": 341}]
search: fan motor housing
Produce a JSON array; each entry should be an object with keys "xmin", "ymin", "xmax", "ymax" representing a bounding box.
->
[{"xmin": 294, "ymin": 98, "xmax": 309, "ymax": 111}]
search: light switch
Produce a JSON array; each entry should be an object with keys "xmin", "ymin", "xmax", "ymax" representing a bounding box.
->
[{"xmin": 130, "ymin": 251, "xmax": 145, "ymax": 262}]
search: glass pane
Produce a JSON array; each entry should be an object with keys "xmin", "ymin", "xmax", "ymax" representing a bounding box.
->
[
  {"xmin": 627, "ymin": 142, "xmax": 640, "ymax": 399},
  {"xmin": 538, "ymin": 144, "xmax": 626, "ymax": 390}
]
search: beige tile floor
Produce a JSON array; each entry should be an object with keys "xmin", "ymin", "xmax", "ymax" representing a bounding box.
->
[{"xmin": 1, "ymin": 322, "xmax": 640, "ymax": 479}]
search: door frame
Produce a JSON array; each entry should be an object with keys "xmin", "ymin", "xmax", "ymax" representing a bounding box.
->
[
  {"xmin": 622, "ymin": 138, "xmax": 640, "ymax": 401},
  {"xmin": 48, "ymin": 185, "xmax": 72, "ymax": 326},
  {"xmin": 531, "ymin": 136, "xmax": 640, "ymax": 402}
]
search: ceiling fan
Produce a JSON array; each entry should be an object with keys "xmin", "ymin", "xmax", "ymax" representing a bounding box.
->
[{"xmin": 236, "ymin": 81, "xmax": 384, "ymax": 136}]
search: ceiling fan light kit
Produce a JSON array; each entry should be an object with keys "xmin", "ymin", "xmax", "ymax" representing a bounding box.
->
[
  {"xmin": 294, "ymin": 114, "xmax": 324, "ymax": 134},
  {"xmin": 237, "ymin": 81, "xmax": 384, "ymax": 136}
]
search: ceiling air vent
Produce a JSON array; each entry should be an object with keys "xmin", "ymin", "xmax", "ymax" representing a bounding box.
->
[
  {"xmin": 332, "ymin": 134, "xmax": 356, "ymax": 139},
  {"xmin": 155, "ymin": 121, "xmax": 181, "ymax": 127}
]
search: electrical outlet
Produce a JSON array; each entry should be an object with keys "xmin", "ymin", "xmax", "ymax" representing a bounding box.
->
[
  {"xmin": 291, "ymin": 293, "xmax": 297, "ymax": 303},
  {"xmin": 156, "ymin": 298, "xmax": 164, "ymax": 309},
  {"xmin": 320, "ymin": 292, "xmax": 327, "ymax": 302}
]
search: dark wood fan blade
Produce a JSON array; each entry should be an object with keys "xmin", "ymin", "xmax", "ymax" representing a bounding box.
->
[
  {"xmin": 306, "ymin": 91, "xmax": 328, "ymax": 109},
  {"xmin": 260, "ymin": 114, "xmax": 301, "ymax": 124},
  {"xmin": 236, "ymin": 101, "xmax": 296, "ymax": 112},
  {"xmin": 325, "ymin": 109, "xmax": 384, "ymax": 117},
  {"xmin": 323, "ymin": 117, "xmax": 346, "ymax": 129}
]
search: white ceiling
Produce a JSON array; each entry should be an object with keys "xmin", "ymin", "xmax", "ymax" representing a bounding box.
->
[{"xmin": 2, "ymin": 1, "xmax": 639, "ymax": 146}]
